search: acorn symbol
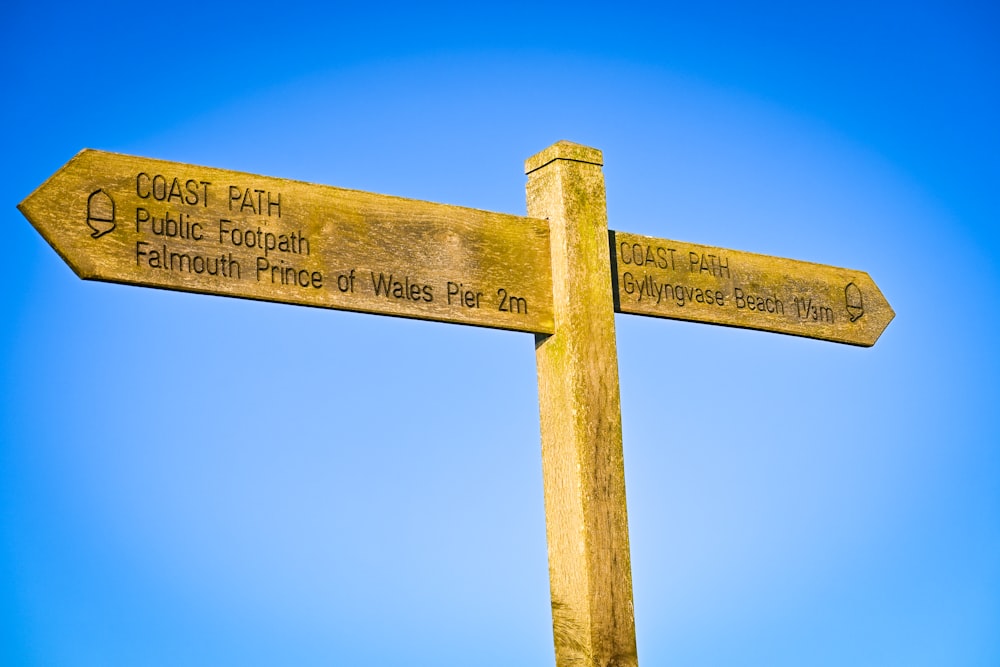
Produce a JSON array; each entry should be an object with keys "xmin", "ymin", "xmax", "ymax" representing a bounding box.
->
[
  {"xmin": 86, "ymin": 189, "xmax": 116, "ymax": 239},
  {"xmin": 845, "ymin": 282, "xmax": 864, "ymax": 322}
]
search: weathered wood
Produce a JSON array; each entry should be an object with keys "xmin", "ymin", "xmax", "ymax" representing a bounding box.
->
[
  {"xmin": 19, "ymin": 149, "xmax": 554, "ymax": 333},
  {"xmin": 527, "ymin": 141, "xmax": 638, "ymax": 667},
  {"xmin": 611, "ymin": 230, "xmax": 893, "ymax": 346}
]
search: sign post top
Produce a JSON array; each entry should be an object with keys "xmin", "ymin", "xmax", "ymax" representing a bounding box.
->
[{"xmin": 525, "ymin": 140, "xmax": 604, "ymax": 174}]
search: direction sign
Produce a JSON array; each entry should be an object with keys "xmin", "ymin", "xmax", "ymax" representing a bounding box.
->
[
  {"xmin": 19, "ymin": 150, "xmax": 554, "ymax": 333},
  {"xmin": 18, "ymin": 141, "xmax": 897, "ymax": 667},
  {"xmin": 611, "ymin": 230, "xmax": 894, "ymax": 346}
]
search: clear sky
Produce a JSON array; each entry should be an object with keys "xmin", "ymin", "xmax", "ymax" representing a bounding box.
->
[{"xmin": 3, "ymin": 2, "xmax": 998, "ymax": 665}]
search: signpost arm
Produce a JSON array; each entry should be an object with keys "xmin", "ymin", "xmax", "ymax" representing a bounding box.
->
[{"xmin": 526, "ymin": 141, "xmax": 638, "ymax": 667}]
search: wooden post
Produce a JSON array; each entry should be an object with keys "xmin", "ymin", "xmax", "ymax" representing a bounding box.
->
[{"xmin": 526, "ymin": 141, "xmax": 638, "ymax": 667}]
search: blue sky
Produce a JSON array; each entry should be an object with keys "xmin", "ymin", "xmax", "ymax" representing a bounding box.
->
[{"xmin": 3, "ymin": 2, "xmax": 998, "ymax": 665}]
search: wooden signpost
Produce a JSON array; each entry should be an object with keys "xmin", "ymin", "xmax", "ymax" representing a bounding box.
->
[{"xmin": 19, "ymin": 141, "xmax": 893, "ymax": 667}]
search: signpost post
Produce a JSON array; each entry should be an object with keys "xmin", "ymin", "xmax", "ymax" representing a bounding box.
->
[
  {"xmin": 526, "ymin": 142, "xmax": 638, "ymax": 667},
  {"xmin": 19, "ymin": 141, "xmax": 893, "ymax": 667}
]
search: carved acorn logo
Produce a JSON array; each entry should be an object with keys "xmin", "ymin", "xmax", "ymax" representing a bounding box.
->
[
  {"xmin": 86, "ymin": 189, "xmax": 115, "ymax": 239},
  {"xmin": 845, "ymin": 282, "xmax": 864, "ymax": 322}
]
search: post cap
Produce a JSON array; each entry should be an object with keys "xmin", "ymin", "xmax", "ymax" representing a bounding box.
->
[{"xmin": 525, "ymin": 141, "xmax": 604, "ymax": 174}]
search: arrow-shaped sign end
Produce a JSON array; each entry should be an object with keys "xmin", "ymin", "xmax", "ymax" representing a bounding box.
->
[
  {"xmin": 18, "ymin": 152, "xmax": 105, "ymax": 280},
  {"xmin": 854, "ymin": 276, "xmax": 895, "ymax": 347}
]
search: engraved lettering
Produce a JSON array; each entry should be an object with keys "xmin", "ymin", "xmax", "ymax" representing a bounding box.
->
[
  {"xmin": 255, "ymin": 257, "xmax": 322, "ymax": 288},
  {"xmin": 135, "ymin": 241, "xmax": 240, "ymax": 278},
  {"xmin": 793, "ymin": 297, "xmax": 834, "ymax": 323},
  {"xmin": 447, "ymin": 282, "xmax": 482, "ymax": 308},
  {"xmin": 370, "ymin": 272, "xmax": 433, "ymax": 302},
  {"xmin": 619, "ymin": 242, "xmax": 676, "ymax": 269},
  {"xmin": 336, "ymin": 270, "xmax": 357, "ymax": 293},
  {"xmin": 734, "ymin": 287, "xmax": 784, "ymax": 314},
  {"xmin": 621, "ymin": 272, "xmax": 724, "ymax": 308},
  {"xmin": 228, "ymin": 185, "xmax": 282, "ymax": 217},
  {"xmin": 497, "ymin": 288, "xmax": 528, "ymax": 314},
  {"xmin": 136, "ymin": 207, "xmax": 204, "ymax": 240},
  {"xmin": 136, "ymin": 173, "xmax": 209, "ymax": 207},
  {"xmin": 689, "ymin": 251, "xmax": 730, "ymax": 278},
  {"xmin": 218, "ymin": 220, "xmax": 309, "ymax": 257}
]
